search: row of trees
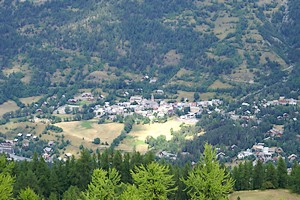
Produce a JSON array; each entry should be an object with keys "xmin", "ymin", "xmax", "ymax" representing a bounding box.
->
[
  {"xmin": 2, "ymin": 142, "xmax": 300, "ymax": 199},
  {"xmin": 232, "ymin": 157, "xmax": 300, "ymax": 194},
  {"xmin": 0, "ymin": 144, "xmax": 233, "ymax": 200}
]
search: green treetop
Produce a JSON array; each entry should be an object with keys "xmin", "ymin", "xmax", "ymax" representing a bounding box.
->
[{"xmin": 183, "ymin": 143, "xmax": 234, "ymax": 200}]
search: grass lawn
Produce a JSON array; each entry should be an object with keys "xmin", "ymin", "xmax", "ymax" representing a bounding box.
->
[{"xmin": 229, "ymin": 189, "xmax": 300, "ymax": 200}]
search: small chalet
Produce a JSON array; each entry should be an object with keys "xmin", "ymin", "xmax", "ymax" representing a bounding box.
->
[
  {"xmin": 130, "ymin": 96, "xmax": 143, "ymax": 104},
  {"xmin": 44, "ymin": 147, "xmax": 52, "ymax": 153}
]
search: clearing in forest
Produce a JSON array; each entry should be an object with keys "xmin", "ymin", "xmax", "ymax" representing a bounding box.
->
[
  {"xmin": 54, "ymin": 121, "xmax": 123, "ymax": 154},
  {"xmin": 19, "ymin": 96, "xmax": 43, "ymax": 105},
  {"xmin": 0, "ymin": 101, "xmax": 20, "ymax": 117},
  {"xmin": 117, "ymin": 119, "xmax": 183, "ymax": 153}
]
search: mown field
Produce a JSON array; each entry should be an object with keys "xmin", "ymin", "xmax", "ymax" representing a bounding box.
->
[
  {"xmin": 0, "ymin": 101, "xmax": 19, "ymax": 116},
  {"xmin": 229, "ymin": 189, "xmax": 300, "ymax": 200},
  {"xmin": 117, "ymin": 119, "xmax": 183, "ymax": 153},
  {"xmin": 19, "ymin": 95, "xmax": 43, "ymax": 105},
  {"xmin": 54, "ymin": 120, "xmax": 124, "ymax": 155}
]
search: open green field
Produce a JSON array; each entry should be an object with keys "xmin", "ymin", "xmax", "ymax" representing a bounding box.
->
[
  {"xmin": 117, "ymin": 119, "xmax": 183, "ymax": 153},
  {"xmin": 0, "ymin": 101, "xmax": 20, "ymax": 117},
  {"xmin": 209, "ymin": 80, "xmax": 233, "ymax": 89},
  {"xmin": 54, "ymin": 121, "xmax": 124, "ymax": 155},
  {"xmin": 19, "ymin": 95, "xmax": 43, "ymax": 105},
  {"xmin": 0, "ymin": 121, "xmax": 46, "ymax": 140},
  {"xmin": 176, "ymin": 91, "xmax": 195, "ymax": 102},
  {"xmin": 229, "ymin": 189, "xmax": 300, "ymax": 200}
]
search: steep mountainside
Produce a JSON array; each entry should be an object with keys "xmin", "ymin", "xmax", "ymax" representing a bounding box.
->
[{"xmin": 0, "ymin": 0, "xmax": 299, "ymax": 103}]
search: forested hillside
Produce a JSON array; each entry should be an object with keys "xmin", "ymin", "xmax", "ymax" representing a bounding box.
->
[
  {"xmin": 0, "ymin": 1, "xmax": 300, "ymax": 198},
  {"xmin": 0, "ymin": 0, "xmax": 299, "ymax": 104}
]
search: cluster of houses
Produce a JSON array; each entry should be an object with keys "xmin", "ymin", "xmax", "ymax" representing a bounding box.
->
[
  {"xmin": 0, "ymin": 140, "xmax": 14, "ymax": 154},
  {"xmin": 229, "ymin": 97, "xmax": 298, "ymax": 123},
  {"xmin": 42, "ymin": 140, "xmax": 55, "ymax": 161},
  {"xmin": 92, "ymin": 95, "xmax": 223, "ymax": 122},
  {"xmin": 0, "ymin": 133, "xmax": 39, "ymax": 150},
  {"xmin": 157, "ymin": 151, "xmax": 177, "ymax": 160},
  {"xmin": 237, "ymin": 142, "xmax": 298, "ymax": 163},
  {"xmin": 265, "ymin": 97, "xmax": 297, "ymax": 106},
  {"xmin": 0, "ymin": 138, "xmax": 34, "ymax": 161},
  {"xmin": 42, "ymin": 141, "xmax": 72, "ymax": 162},
  {"xmin": 13, "ymin": 133, "xmax": 38, "ymax": 143},
  {"xmin": 67, "ymin": 92, "xmax": 99, "ymax": 103},
  {"xmin": 266, "ymin": 127, "xmax": 283, "ymax": 138}
]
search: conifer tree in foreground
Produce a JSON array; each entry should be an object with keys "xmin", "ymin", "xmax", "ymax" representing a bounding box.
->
[
  {"xmin": 183, "ymin": 143, "xmax": 234, "ymax": 200},
  {"xmin": 0, "ymin": 155, "xmax": 14, "ymax": 200},
  {"xmin": 83, "ymin": 168, "xmax": 121, "ymax": 200},
  {"xmin": 277, "ymin": 157, "xmax": 288, "ymax": 188},
  {"xmin": 290, "ymin": 163, "xmax": 300, "ymax": 194},
  {"xmin": 17, "ymin": 187, "xmax": 39, "ymax": 200},
  {"xmin": 129, "ymin": 162, "xmax": 177, "ymax": 200}
]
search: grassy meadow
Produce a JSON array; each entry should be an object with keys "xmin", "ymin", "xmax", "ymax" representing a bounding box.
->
[
  {"xmin": 54, "ymin": 121, "xmax": 124, "ymax": 154},
  {"xmin": 117, "ymin": 119, "xmax": 183, "ymax": 153},
  {"xmin": 19, "ymin": 95, "xmax": 43, "ymax": 105},
  {"xmin": 0, "ymin": 101, "xmax": 20, "ymax": 116},
  {"xmin": 229, "ymin": 189, "xmax": 300, "ymax": 200}
]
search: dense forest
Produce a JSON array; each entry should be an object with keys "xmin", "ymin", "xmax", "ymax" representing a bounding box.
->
[{"xmin": 1, "ymin": 144, "xmax": 300, "ymax": 199}]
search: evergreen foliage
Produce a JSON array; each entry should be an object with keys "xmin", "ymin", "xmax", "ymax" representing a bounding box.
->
[
  {"xmin": 83, "ymin": 168, "xmax": 121, "ymax": 200},
  {"xmin": 183, "ymin": 143, "xmax": 234, "ymax": 200},
  {"xmin": 131, "ymin": 162, "xmax": 177, "ymax": 200},
  {"xmin": 17, "ymin": 187, "xmax": 39, "ymax": 200}
]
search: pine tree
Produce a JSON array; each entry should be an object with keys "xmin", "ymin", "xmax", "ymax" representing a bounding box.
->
[
  {"xmin": 112, "ymin": 151, "xmax": 123, "ymax": 173},
  {"xmin": 120, "ymin": 153, "xmax": 131, "ymax": 183},
  {"xmin": 264, "ymin": 162, "xmax": 278, "ymax": 189},
  {"xmin": 253, "ymin": 160, "xmax": 264, "ymax": 189},
  {"xmin": 48, "ymin": 192, "xmax": 58, "ymax": 200},
  {"xmin": 142, "ymin": 151, "xmax": 155, "ymax": 165},
  {"xmin": 76, "ymin": 149, "xmax": 93, "ymax": 190},
  {"xmin": 277, "ymin": 157, "xmax": 288, "ymax": 188},
  {"xmin": 170, "ymin": 164, "xmax": 189, "ymax": 200},
  {"xmin": 49, "ymin": 168, "xmax": 60, "ymax": 195},
  {"xmin": 0, "ymin": 155, "xmax": 14, "ymax": 174},
  {"xmin": 35, "ymin": 157, "xmax": 50, "ymax": 197},
  {"xmin": 62, "ymin": 186, "xmax": 82, "ymax": 200},
  {"xmin": 0, "ymin": 173, "xmax": 14, "ymax": 200},
  {"xmin": 0, "ymin": 155, "xmax": 14, "ymax": 200},
  {"xmin": 289, "ymin": 163, "xmax": 300, "ymax": 194},
  {"xmin": 130, "ymin": 151, "xmax": 143, "ymax": 169},
  {"xmin": 17, "ymin": 187, "xmax": 39, "ymax": 200},
  {"xmin": 244, "ymin": 161, "xmax": 253, "ymax": 190},
  {"xmin": 232, "ymin": 165, "xmax": 241, "ymax": 191},
  {"xmin": 83, "ymin": 168, "xmax": 121, "ymax": 199},
  {"xmin": 119, "ymin": 185, "xmax": 142, "ymax": 200},
  {"xmin": 100, "ymin": 149, "xmax": 109, "ymax": 171},
  {"xmin": 65, "ymin": 157, "xmax": 77, "ymax": 188},
  {"xmin": 183, "ymin": 143, "xmax": 234, "ymax": 200},
  {"xmin": 131, "ymin": 162, "xmax": 177, "ymax": 200}
]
